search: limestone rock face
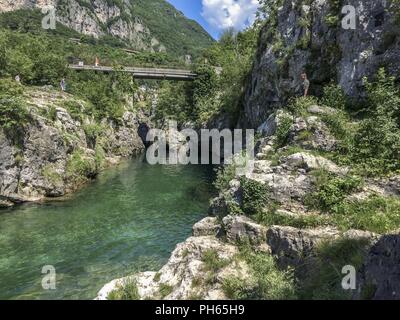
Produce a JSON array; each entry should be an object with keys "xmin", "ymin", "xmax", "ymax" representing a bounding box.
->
[
  {"xmin": 0, "ymin": 0, "xmax": 156, "ymax": 51},
  {"xmin": 266, "ymin": 225, "xmax": 340, "ymax": 269},
  {"xmin": 356, "ymin": 233, "xmax": 400, "ymax": 300},
  {"xmin": 192, "ymin": 217, "xmax": 221, "ymax": 237},
  {"xmin": 282, "ymin": 152, "xmax": 348, "ymax": 175},
  {"xmin": 0, "ymin": 89, "xmax": 146, "ymax": 206},
  {"xmin": 0, "ymin": 0, "xmax": 214, "ymax": 55},
  {"xmin": 0, "ymin": 130, "xmax": 20, "ymax": 199},
  {"xmin": 96, "ymin": 236, "xmax": 249, "ymax": 300},
  {"xmin": 222, "ymin": 215, "xmax": 268, "ymax": 246},
  {"xmin": 241, "ymin": 0, "xmax": 400, "ymax": 128}
]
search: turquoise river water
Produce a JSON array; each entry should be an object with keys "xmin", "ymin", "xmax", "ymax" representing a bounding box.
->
[{"xmin": 0, "ymin": 156, "xmax": 215, "ymax": 300}]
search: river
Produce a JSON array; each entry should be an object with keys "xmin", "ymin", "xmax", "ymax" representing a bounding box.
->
[{"xmin": 0, "ymin": 156, "xmax": 215, "ymax": 300}]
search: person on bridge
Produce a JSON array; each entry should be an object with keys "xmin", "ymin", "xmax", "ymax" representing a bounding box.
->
[
  {"xmin": 95, "ymin": 56, "xmax": 100, "ymax": 67},
  {"xmin": 301, "ymin": 72, "xmax": 310, "ymax": 97}
]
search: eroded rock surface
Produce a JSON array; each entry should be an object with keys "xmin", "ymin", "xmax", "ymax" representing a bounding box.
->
[
  {"xmin": 356, "ymin": 232, "xmax": 400, "ymax": 300},
  {"xmin": 97, "ymin": 236, "xmax": 248, "ymax": 300},
  {"xmin": 0, "ymin": 89, "xmax": 146, "ymax": 206}
]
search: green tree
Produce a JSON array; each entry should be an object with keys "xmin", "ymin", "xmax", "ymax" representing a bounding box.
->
[{"xmin": 352, "ymin": 69, "xmax": 400, "ymax": 175}]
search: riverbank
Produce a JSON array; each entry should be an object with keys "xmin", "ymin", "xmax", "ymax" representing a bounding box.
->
[{"xmin": 0, "ymin": 86, "xmax": 148, "ymax": 208}]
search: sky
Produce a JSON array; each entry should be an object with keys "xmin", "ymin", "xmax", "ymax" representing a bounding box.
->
[{"xmin": 166, "ymin": 0, "xmax": 260, "ymax": 39}]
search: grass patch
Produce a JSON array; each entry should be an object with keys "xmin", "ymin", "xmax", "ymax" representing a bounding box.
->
[
  {"xmin": 286, "ymin": 96, "xmax": 319, "ymax": 117},
  {"xmin": 107, "ymin": 278, "xmax": 140, "ymax": 300},
  {"xmin": 223, "ymin": 247, "xmax": 296, "ymax": 300},
  {"xmin": 305, "ymin": 170, "xmax": 363, "ymax": 213},
  {"xmin": 153, "ymin": 273, "xmax": 161, "ymax": 282},
  {"xmin": 256, "ymin": 209, "xmax": 331, "ymax": 229},
  {"xmin": 159, "ymin": 283, "xmax": 174, "ymax": 299},
  {"xmin": 298, "ymin": 238, "xmax": 370, "ymax": 300},
  {"xmin": 332, "ymin": 196, "xmax": 400, "ymax": 234},
  {"xmin": 201, "ymin": 249, "xmax": 230, "ymax": 273}
]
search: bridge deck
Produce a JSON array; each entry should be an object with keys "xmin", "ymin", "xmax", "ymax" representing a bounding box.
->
[{"xmin": 68, "ymin": 65, "xmax": 197, "ymax": 81}]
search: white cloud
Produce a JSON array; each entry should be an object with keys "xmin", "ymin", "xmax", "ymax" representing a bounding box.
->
[{"xmin": 201, "ymin": 0, "xmax": 259, "ymax": 31}]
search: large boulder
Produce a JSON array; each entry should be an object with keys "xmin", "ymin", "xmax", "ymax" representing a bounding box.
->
[
  {"xmin": 192, "ymin": 217, "xmax": 221, "ymax": 237},
  {"xmin": 356, "ymin": 233, "xmax": 400, "ymax": 300},
  {"xmin": 282, "ymin": 152, "xmax": 348, "ymax": 175},
  {"xmin": 290, "ymin": 115, "xmax": 337, "ymax": 152},
  {"xmin": 266, "ymin": 225, "xmax": 340, "ymax": 269},
  {"xmin": 222, "ymin": 215, "xmax": 268, "ymax": 246}
]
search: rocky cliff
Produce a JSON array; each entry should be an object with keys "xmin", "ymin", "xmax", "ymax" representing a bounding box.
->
[
  {"xmin": 242, "ymin": 0, "xmax": 400, "ymax": 128},
  {"xmin": 0, "ymin": 0, "xmax": 214, "ymax": 56},
  {"xmin": 97, "ymin": 103, "xmax": 400, "ymax": 300},
  {"xmin": 0, "ymin": 87, "xmax": 146, "ymax": 208},
  {"xmin": 95, "ymin": 0, "xmax": 400, "ymax": 300}
]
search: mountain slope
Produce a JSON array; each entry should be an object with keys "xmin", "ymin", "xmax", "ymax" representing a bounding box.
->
[{"xmin": 0, "ymin": 0, "xmax": 214, "ymax": 57}]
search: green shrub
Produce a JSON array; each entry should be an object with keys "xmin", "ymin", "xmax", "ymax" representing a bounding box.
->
[
  {"xmin": 47, "ymin": 105, "xmax": 58, "ymax": 121},
  {"xmin": 351, "ymin": 68, "xmax": 400, "ymax": 175},
  {"xmin": 66, "ymin": 149, "xmax": 98, "ymax": 181},
  {"xmin": 240, "ymin": 177, "xmax": 270, "ymax": 216},
  {"xmin": 0, "ymin": 78, "xmax": 23, "ymax": 96},
  {"xmin": 214, "ymin": 164, "xmax": 236, "ymax": 193},
  {"xmin": 63, "ymin": 100, "xmax": 84, "ymax": 122},
  {"xmin": 83, "ymin": 123, "xmax": 103, "ymax": 148},
  {"xmin": 393, "ymin": 0, "xmax": 400, "ymax": 25},
  {"xmin": 321, "ymin": 83, "xmax": 347, "ymax": 110},
  {"xmin": 94, "ymin": 145, "xmax": 106, "ymax": 170},
  {"xmin": 305, "ymin": 171, "xmax": 363, "ymax": 213},
  {"xmin": 222, "ymin": 276, "xmax": 254, "ymax": 300},
  {"xmin": 275, "ymin": 114, "xmax": 293, "ymax": 148},
  {"xmin": 286, "ymin": 96, "xmax": 319, "ymax": 116},
  {"xmin": 0, "ymin": 97, "xmax": 30, "ymax": 134}
]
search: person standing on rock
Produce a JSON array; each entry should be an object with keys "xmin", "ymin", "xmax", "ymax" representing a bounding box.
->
[
  {"xmin": 301, "ymin": 72, "xmax": 310, "ymax": 97},
  {"xmin": 60, "ymin": 78, "xmax": 66, "ymax": 92}
]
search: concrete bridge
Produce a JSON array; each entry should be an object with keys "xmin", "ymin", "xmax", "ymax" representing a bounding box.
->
[{"xmin": 68, "ymin": 64, "xmax": 197, "ymax": 81}]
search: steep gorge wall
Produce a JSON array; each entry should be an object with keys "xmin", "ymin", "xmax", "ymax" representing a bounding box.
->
[
  {"xmin": 241, "ymin": 0, "xmax": 400, "ymax": 128},
  {"xmin": 0, "ymin": 0, "xmax": 157, "ymax": 51}
]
